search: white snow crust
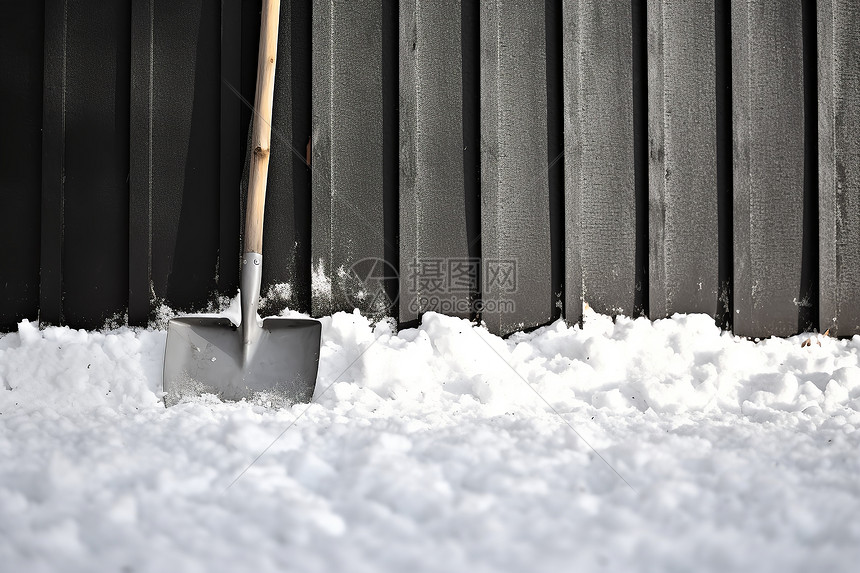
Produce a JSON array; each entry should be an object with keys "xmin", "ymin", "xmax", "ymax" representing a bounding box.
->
[{"xmin": 1, "ymin": 309, "xmax": 859, "ymax": 572}]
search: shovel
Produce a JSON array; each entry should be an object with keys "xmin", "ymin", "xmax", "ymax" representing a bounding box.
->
[{"xmin": 163, "ymin": 0, "xmax": 321, "ymax": 407}]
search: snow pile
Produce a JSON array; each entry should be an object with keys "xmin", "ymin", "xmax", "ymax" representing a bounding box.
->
[{"xmin": 1, "ymin": 310, "xmax": 859, "ymax": 572}]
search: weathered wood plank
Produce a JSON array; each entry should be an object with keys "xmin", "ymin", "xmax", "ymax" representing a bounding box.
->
[
  {"xmin": 648, "ymin": 1, "xmax": 720, "ymax": 319},
  {"xmin": 481, "ymin": 0, "xmax": 553, "ymax": 335},
  {"xmin": 819, "ymin": 0, "xmax": 860, "ymax": 336},
  {"xmin": 564, "ymin": 0, "xmax": 638, "ymax": 319},
  {"xmin": 311, "ymin": 0, "xmax": 392, "ymax": 318},
  {"xmin": 399, "ymin": 0, "xmax": 472, "ymax": 325},
  {"xmin": 732, "ymin": 0, "xmax": 809, "ymax": 336}
]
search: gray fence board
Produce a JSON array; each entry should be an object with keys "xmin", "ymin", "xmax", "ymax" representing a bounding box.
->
[
  {"xmin": 399, "ymin": 0, "xmax": 471, "ymax": 325},
  {"xmin": 564, "ymin": 1, "xmax": 637, "ymax": 319},
  {"xmin": 732, "ymin": 0, "xmax": 808, "ymax": 337},
  {"xmin": 481, "ymin": 0, "xmax": 553, "ymax": 336},
  {"xmin": 8, "ymin": 0, "xmax": 860, "ymax": 336},
  {"xmin": 311, "ymin": 0, "xmax": 391, "ymax": 318},
  {"xmin": 819, "ymin": 0, "xmax": 860, "ymax": 335},
  {"xmin": 648, "ymin": 0, "xmax": 719, "ymax": 318}
]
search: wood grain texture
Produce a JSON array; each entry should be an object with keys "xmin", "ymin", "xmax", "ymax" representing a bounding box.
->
[
  {"xmin": 732, "ymin": 0, "xmax": 808, "ymax": 337},
  {"xmin": 480, "ymin": 0, "xmax": 553, "ymax": 336},
  {"xmin": 311, "ymin": 0, "xmax": 390, "ymax": 317},
  {"xmin": 399, "ymin": 0, "xmax": 471, "ymax": 324},
  {"xmin": 819, "ymin": 0, "xmax": 860, "ymax": 335},
  {"xmin": 243, "ymin": 0, "xmax": 281, "ymax": 255},
  {"xmin": 564, "ymin": 0, "xmax": 637, "ymax": 318},
  {"xmin": 648, "ymin": 0, "xmax": 719, "ymax": 318}
]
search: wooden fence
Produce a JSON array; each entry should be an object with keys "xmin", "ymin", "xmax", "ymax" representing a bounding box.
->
[{"xmin": 1, "ymin": 0, "xmax": 858, "ymax": 338}]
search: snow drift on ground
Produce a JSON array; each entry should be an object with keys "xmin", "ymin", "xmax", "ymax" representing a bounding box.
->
[{"xmin": 1, "ymin": 308, "xmax": 859, "ymax": 572}]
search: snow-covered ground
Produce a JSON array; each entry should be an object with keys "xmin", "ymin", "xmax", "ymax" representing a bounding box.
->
[{"xmin": 1, "ymin": 307, "xmax": 859, "ymax": 572}]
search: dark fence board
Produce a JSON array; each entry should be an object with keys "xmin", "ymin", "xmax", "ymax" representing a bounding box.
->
[
  {"xmin": 481, "ymin": 0, "xmax": 553, "ymax": 336},
  {"xmin": 40, "ymin": 0, "xmax": 66, "ymax": 326},
  {"xmin": 546, "ymin": 0, "xmax": 565, "ymax": 326},
  {"xmin": 129, "ymin": 0, "xmax": 152, "ymax": 325},
  {"xmin": 0, "ymin": 1, "xmax": 43, "ymax": 329},
  {"xmin": 647, "ymin": 0, "xmax": 720, "ymax": 318},
  {"xmin": 462, "ymin": 0, "xmax": 481, "ymax": 320},
  {"xmin": 51, "ymin": 0, "xmax": 130, "ymax": 329},
  {"xmin": 819, "ymin": 0, "xmax": 860, "ymax": 336},
  {"xmin": 218, "ymin": 0, "xmax": 243, "ymax": 302},
  {"xmin": 130, "ymin": 0, "xmax": 221, "ymax": 315},
  {"xmin": 290, "ymin": 0, "xmax": 314, "ymax": 313},
  {"xmin": 311, "ymin": 0, "xmax": 392, "ymax": 318},
  {"xmin": 563, "ymin": 1, "xmax": 638, "ymax": 320},
  {"xmin": 732, "ymin": 0, "xmax": 809, "ymax": 337},
  {"xmin": 399, "ymin": 0, "xmax": 471, "ymax": 325}
]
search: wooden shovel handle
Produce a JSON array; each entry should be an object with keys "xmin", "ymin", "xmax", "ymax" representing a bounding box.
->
[{"xmin": 244, "ymin": 0, "xmax": 280, "ymax": 254}]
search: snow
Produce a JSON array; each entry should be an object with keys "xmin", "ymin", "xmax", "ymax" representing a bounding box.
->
[{"xmin": 1, "ymin": 308, "xmax": 859, "ymax": 572}]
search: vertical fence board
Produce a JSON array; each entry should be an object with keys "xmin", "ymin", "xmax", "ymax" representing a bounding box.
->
[
  {"xmin": 131, "ymin": 1, "xmax": 221, "ymax": 313},
  {"xmin": 648, "ymin": 0, "xmax": 719, "ymax": 318},
  {"xmin": 819, "ymin": 0, "xmax": 860, "ymax": 335},
  {"xmin": 399, "ymin": 0, "xmax": 471, "ymax": 325},
  {"xmin": 290, "ymin": 0, "xmax": 313, "ymax": 313},
  {"xmin": 0, "ymin": 1, "xmax": 43, "ymax": 329},
  {"xmin": 218, "ymin": 0, "xmax": 243, "ymax": 303},
  {"xmin": 564, "ymin": 1, "xmax": 638, "ymax": 319},
  {"xmin": 732, "ymin": 0, "xmax": 809, "ymax": 337},
  {"xmin": 311, "ymin": 0, "xmax": 392, "ymax": 317},
  {"xmin": 481, "ymin": 0, "xmax": 553, "ymax": 336},
  {"xmin": 59, "ymin": 0, "xmax": 130, "ymax": 328},
  {"xmin": 129, "ymin": 0, "xmax": 152, "ymax": 325},
  {"xmin": 40, "ymin": 0, "xmax": 66, "ymax": 326}
]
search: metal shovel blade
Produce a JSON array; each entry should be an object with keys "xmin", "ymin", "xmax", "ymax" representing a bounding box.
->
[{"xmin": 163, "ymin": 315, "xmax": 321, "ymax": 407}]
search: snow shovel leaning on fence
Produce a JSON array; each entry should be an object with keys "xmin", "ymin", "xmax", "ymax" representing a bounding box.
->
[{"xmin": 162, "ymin": 0, "xmax": 321, "ymax": 407}]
